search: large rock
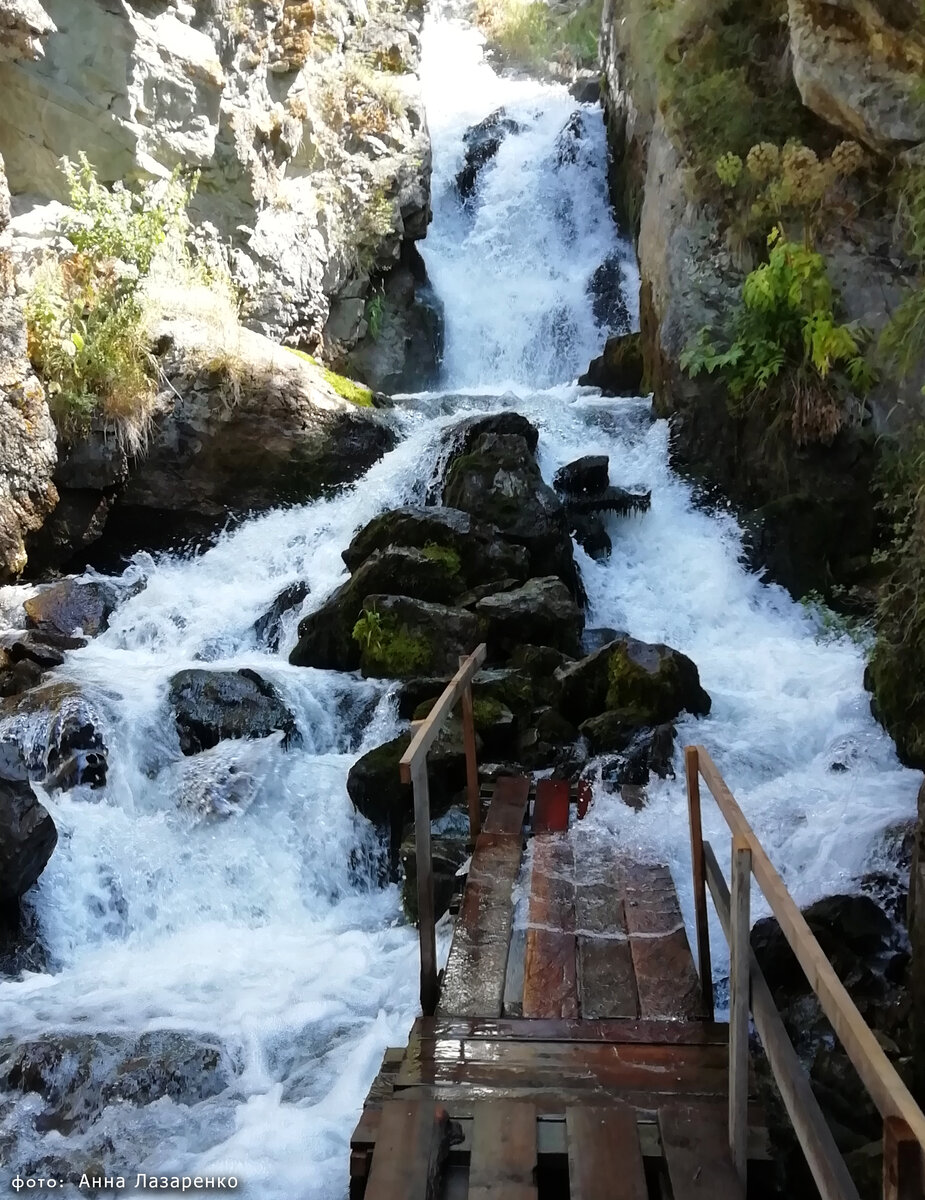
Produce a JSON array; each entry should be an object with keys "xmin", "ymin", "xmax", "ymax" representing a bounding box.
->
[
  {"xmin": 252, "ymin": 582, "xmax": 310, "ymax": 652},
  {"xmin": 23, "ymin": 578, "xmax": 119, "ymax": 639},
  {"xmin": 788, "ymin": 0, "xmax": 925, "ymax": 154},
  {"xmin": 168, "ymin": 669, "xmax": 298, "ymax": 756},
  {"xmin": 456, "ymin": 108, "xmax": 524, "ymax": 201},
  {"xmin": 0, "ymin": 151, "xmax": 57, "ymax": 583},
  {"xmin": 0, "ymin": 777, "xmax": 56, "ymax": 901},
  {"xmin": 441, "ymin": 424, "xmax": 576, "ymax": 588},
  {"xmin": 289, "ymin": 546, "xmax": 467, "ymax": 671},
  {"xmin": 0, "ymin": 680, "xmax": 107, "ymax": 791},
  {"xmin": 342, "ymin": 504, "xmax": 529, "ymax": 585},
  {"xmin": 555, "ymin": 636, "xmax": 711, "ymax": 726},
  {"xmin": 578, "ymin": 332, "xmax": 645, "ymax": 395},
  {"xmin": 475, "ymin": 577, "xmax": 583, "ymax": 657},
  {"xmin": 356, "ymin": 595, "xmax": 480, "ymax": 679},
  {"xmin": 0, "ymin": 0, "xmax": 53, "ymax": 62}
]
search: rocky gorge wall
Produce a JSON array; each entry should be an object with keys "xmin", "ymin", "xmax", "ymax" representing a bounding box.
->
[{"xmin": 0, "ymin": 0, "xmax": 437, "ymax": 583}]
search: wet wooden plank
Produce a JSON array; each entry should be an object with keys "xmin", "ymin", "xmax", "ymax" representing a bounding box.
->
[
  {"xmin": 469, "ymin": 1101, "xmax": 537, "ymax": 1200},
  {"xmin": 390, "ymin": 1084, "xmax": 740, "ymax": 1116},
  {"xmin": 622, "ymin": 862, "xmax": 703, "ymax": 1020},
  {"xmin": 658, "ymin": 1102, "xmax": 745, "ymax": 1200},
  {"xmin": 523, "ymin": 837, "xmax": 577, "ymax": 1018},
  {"xmin": 437, "ymin": 833, "xmax": 522, "ymax": 1018},
  {"xmin": 578, "ymin": 937, "xmax": 639, "ymax": 1019},
  {"xmin": 566, "ymin": 1105, "xmax": 648, "ymax": 1200},
  {"xmin": 364, "ymin": 1099, "xmax": 450, "ymax": 1200},
  {"xmin": 483, "ymin": 775, "xmax": 531, "ymax": 835},
  {"xmin": 395, "ymin": 1039, "xmax": 729, "ymax": 1094},
  {"xmin": 532, "ymin": 779, "xmax": 570, "ymax": 833},
  {"xmin": 503, "ymin": 927, "xmax": 526, "ymax": 1017},
  {"xmin": 412, "ymin": 1017, "xmax": 730, "ymax": 1045}
]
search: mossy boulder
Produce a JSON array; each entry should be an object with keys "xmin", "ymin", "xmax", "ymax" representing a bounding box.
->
[
  {"xmin": 168, "ymin": 668, "xmax": 299, "ymax": 755},
  {"xmin": 578, "ymin": 710, "xmax": 638, "ymax": 754},
  {"xmin": 509, "ymin": 644, "xmax": 574, "ymax": 680},
  {"xmin": 342, "ymin": 505, "xmax": 529, "ymax": 588},
  {"xmin": 346, "ymin": 729, "xmax": 469, "ymax": 865},
  {"xmin": 555, "ymin": 636, "xmax": 711, "ymax": 726},
  {"xmin": 289, "ymin": 548, "xmax": 466, "ymax": 671},
  {"xmin": 356, "ymin": 595, "xmax": 479, "ymax": 679},
  {"xmin": 578, "ymin": 332, "xmax": 645, "ymax": 395},
  {"xmin": 475, "ymin": 576, "xmax": 583, "ymax": 657}
]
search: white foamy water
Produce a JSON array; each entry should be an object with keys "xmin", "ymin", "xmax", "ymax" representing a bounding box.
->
[{"xmin": 0, "ymin": 9, "xmax": 919, "ymax": 1199}]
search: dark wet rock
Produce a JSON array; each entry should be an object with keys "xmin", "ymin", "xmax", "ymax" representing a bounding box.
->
[
  {"xmin": 169, "ymin": 669, "xmax": 298, "ymax": 756},
  {"xmin": 456, "ymin": 108, "xmax": 524, "ymax": 201},
  {"xmin": 472, "ymin": 668, "xmax": 536, "ymax": 720},
  {"xmin": 395, "ymin": 675, "xmax": 452, "ymax": 719},
  {"xmin": 23, "ymin": 579, "xmax": 120, "ymax": 639},
  {"xmin": 555, "ymin": 110, "xmax": 586, "ymax": 166},
  {"xmin": 442, "ymin": 430, "xmax": 576, "ymax": 587},
  {"xmin": 566, "ymin": 486, "xmax": 651, "ymax": 517},
  {"xmin": 569, "ymin": 71, "xmax": 600, "ymax": 104},
  {"xmin": 596, "ymin": 723, "xmax": 677, "ymax": 783},
  {"xmin": 0, "ymin": 779, "xmax": 57, "ymax": 902},
  {"xmin": 413, "ymin": 691, "xmax": 516, "ymax": 756},
  {"xmin": 356, "ymin": 595, "xmax": 480, "ymax": 679},
  {"xmin": 554, "ymin": 455, "xmax": 610, "ymax": 497},
  {"xmin": 518, "ymin": 706, "xmax": 579, "ymax": 769},
  {"xmin": 0, "ymin": 682, "xmax": 108, "ymax": 792},
  {"xmin": 290, "ymin": 547, "xmax": 468, "ymax": 672},
  {"xmin": 579, "ymin": 710, "xmax": 637, "ymax": 754},
  {"xmin": 475, "ymin": 576, "xmax": 583, "ymax": 657},
  {"xmin": 579, "ymin": 332, "xmax": 645, "ymax": 395},
  {"xmin": 555, "ymin": 636, "xmax": 711, "ymax": 726},
  {"xmin": 581, "ymin": 627, "xmax": 620, "ymax": 654},
  {"xmin": 401, "ymin": 830, "xmax": 469, "ymax": 924},
  {"xmin": 442, "ymin": 411, "xmax": 540, "ymax": 458},
  {"xmin": 0, "ymin": 899, "xmax": 48, "ymax": 978},
  {"xmin": 588, "ymin": 253, "xmax": 631, "ymax": 332},
  {"xmin": 252, "ymin": 582, "xmax": 310, "ymax": 651},
  {"xmin": 342, "ymin": 506, "xmax": 529, "ymax": 587},
  {"xmin": 23, "ymin": 489, "xmax": 116, "ymax": 576},
  {"xmin": 456, "ymin": 577, "xmax": 522, "ymax": 608},
  {"xmin": 508, "ymin": 643, "xmax": 574, "ymax": 680},
  {"xmin": 0, "ymin": 628, "xmax": 72, "ymax": 670},
  {"xmin": 347, "ymin": 729, "xmax": 469, "ymax": 864},
  {"xmin": 0, "ymin": 1030, "xmax": 239, "ymax": 1135},
  {"xmin": 0, "ymin": 654, "xmax": 45, "ymax": 699}
]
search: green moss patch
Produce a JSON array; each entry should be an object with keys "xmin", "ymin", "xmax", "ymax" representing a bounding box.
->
[
  {"xmin": 286, "ymin": 347, "xmax": 374, "ymax": 407},
  {"xmin": 421, "ymin": 542, "xmax": 462, "ymax": 575},
  {"xmin": 353, "ymin": 607, "xmax": 432, "ymax": 678}
]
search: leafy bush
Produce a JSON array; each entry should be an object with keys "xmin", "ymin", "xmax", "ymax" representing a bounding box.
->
[
  {"xmin": 682, "ymin": 228, "xmax": 873, "ymax": 444},
  {"xmin": 475, "ymin": 0, "xmax": 601, "ymax": 73},
  {"xmin": 25, "ymin": 157, "xmax": 199, "ymax": 445}
]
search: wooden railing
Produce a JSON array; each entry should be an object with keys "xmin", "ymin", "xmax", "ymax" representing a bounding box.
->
[
  {"xmin": 400, "ymin": 643, "xmax": 487, "ymax": 1015},
  {"xmin": 685, "ymin": 744, "xmax": 925, "ymax": 1200}
]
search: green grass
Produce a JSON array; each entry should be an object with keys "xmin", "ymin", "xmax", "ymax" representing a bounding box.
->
[
  {"xmin": 286, "ymin": 347, "xmax": 374, "ymax": 406},
  {"xmin": 475, "ymin": 0, "xmax": 602, "ymax": 73}
]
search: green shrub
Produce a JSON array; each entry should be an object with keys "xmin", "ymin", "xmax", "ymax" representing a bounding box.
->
[
  {"xmin": 25, "ymin": 157, "xmax": 198, "ymax": 444},
  {"xmin": 681, "ymin": 228, "xmax": 873, "ymax": 444}
]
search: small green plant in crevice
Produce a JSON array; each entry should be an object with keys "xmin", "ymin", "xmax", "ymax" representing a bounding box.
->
[
  {"xmin": 681, "ymin": 228, "xmax": 874, "ymax": 445},
  {"xmin": 352, "ymin": 607, "xmax": 384, "ymax": 654},
  {"xmin": 366, "ymin": 288, "xmax": 385, "ymax": 341},
  {"xmin": 420, "ymin": 541, "xmax": 461, "ymax": 574},
  {"xmin": 285, "ymin": 347, "xmax": 374, "ymax": 406},
  {"xmin": 351, "ymin": 607, "xmax": 431, "ymax": 676},
  {"xmin": 25, "ymin": 155, "xmax": 199, "ymax": 446}
]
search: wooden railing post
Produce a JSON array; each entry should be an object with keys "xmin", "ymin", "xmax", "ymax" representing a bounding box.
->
[
  {"xmin": 729, "ymin": 833, "xmax": 752, "ymax": 1187},
  {"xmin": 410, "ymin": 761, "xmax": 438, "ymax": 1015},
  {"xmin": 459, "ymin": 655, "xmax": 480, "ymax": 839},
  {"xmin": 685, "ymin": 745, "xmax": 714, "ymax": 1019},
  {"xmin": 884, "ymin": 1117, "xmax": 924, "ymax": 1200}
]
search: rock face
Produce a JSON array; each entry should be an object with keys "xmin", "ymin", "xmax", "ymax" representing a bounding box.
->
[
  {"xmin": 0, "ymin": 0, "xmax": 433, "ymax": 356},
  {"xmin": 0, "ymin": 777, "xmax": 56, "ymax": 902},
  {"xmin": 578, "ymin": 332, "xmax": 645, "ymax": 395},
  {"xmin": 0, "ymin": 0, "xmax": 52, "ymax": 63},
  {"xmin": 168, "ymin": 669, "xmax": 298, "ymax": 756},
  {"xmin": 475, "ymin": 577, "xmax": 583, "ymax": 657}
]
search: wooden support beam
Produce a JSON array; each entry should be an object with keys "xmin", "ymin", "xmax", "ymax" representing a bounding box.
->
[
  {"xmin": 884, "ymin": 1116, "xmax": 924, "ymax": 1200},
  {"xmin": 728, "ymin": 835, "xmax": 751, "ymax": 1187},
  {"xmin": 459, "ymin": 655, "xmax": 480, "ymax": 839},
  {"xmin": 685, "ymin": 745, "xmax": 714, "ymax": 1019},
  {"xmin": 400, "ymin": 644, "xmax": 487, "ymax": 784},
  {"xmin": 411, "ymin": 762, "xmax": 438, "ymax": 1016},
  {"xmin": 704, "ymin": 841, "xmax": 860, "ymax": 1200}
]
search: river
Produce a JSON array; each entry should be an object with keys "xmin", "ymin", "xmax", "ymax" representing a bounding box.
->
[{"xmin": 0, "ymin": 8, "xmax": 919, "ymax": 1198}]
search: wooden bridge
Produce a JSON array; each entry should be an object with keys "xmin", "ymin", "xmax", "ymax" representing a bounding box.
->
[{"xmin": 348, "ymin": 646, "xmax": 925, "ymax": 1200}]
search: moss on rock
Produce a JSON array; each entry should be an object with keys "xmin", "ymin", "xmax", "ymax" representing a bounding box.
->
[{"xmin": 286, "ymin": 347, "xmax": 374, "ymax": 406}]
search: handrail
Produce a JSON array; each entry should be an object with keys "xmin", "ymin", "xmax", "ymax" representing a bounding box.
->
[
  {"xmin": 400, "ymin": 643, "xmax": 487, "ymax": 1014},
  {"xmin": 685, "ymin": 744, "xmax": 925, "ymax": 1200}
]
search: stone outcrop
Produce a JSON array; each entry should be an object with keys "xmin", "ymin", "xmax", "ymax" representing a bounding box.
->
[
  {"xmin": 0, "ymin": 0, "xmax": 433, "ymax": 357},
  {"xmin": 0, "ymin": 0, "xmax": 52, "ymax": 63},
  {"xmin": 0, "ymin": 776, "xmax": 56, "ymax": 902},
  {"xmin": 168, "ymin": 668, "xmax": 299, "ymax": 756}
]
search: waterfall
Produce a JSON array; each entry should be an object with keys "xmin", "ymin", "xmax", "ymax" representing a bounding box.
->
[{"xmin": 0, "ymin": 9, "xmax": 918, "ymax": 1199}]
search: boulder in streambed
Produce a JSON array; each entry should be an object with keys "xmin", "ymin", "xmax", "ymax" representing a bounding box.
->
[
  {"xmin": 400, "ymin": 815, "xmax": 470, "ymax": 923},
  {"xmin": 355, "ymin": 595, "xmax": 479, "ymax": 679},
  {"xmin": 289, "ymin": 546, "xmax": 472, "ymax": 672},
  {"xmin": 456, "ymin": 109, "xmax": 524, "ymax": 201},
  {"xmin": 0, "ymin": 778, "xmax": 57, "ymax": 903},
  {"xmin": 23, "ymin": 578, "xmax": 120, "ymax": 639},
  {"xmin": 475, "ymin": 576, "xmax": 583, "ymax": 657},
  {"xmin": 578, "ymin": 332, "xmax": 645, "ymax": 396},
  {"xmin": 553, "ymin": 455, "xmax": 610, "ymax": 498},
  {"xmin": 252, "ymin": 582, "xmax": 310, "ymax": 651},
  {"xmin": 169, "ymin": 669, "xmax": 298, "ymax": 756},
  {"xmin": 0, "ymin": 680, "xmax": 107, "ymax": 791},
  {"xmin": 555, "ymin": 636, "xmax": 711, "ymax": 727},
  {"xmin": 342, "ymin": 505, "xmax": 529, "ymax": 587}
]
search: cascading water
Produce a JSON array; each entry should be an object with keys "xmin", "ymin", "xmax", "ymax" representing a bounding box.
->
[{"xmin": 0, "ymin": 8, "xmax": 919, "ymax": 1199}]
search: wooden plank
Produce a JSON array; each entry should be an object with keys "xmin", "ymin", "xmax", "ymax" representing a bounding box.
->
[
  {"xmin": 578, "ymin": 938, "xmax": 638, "ymax": 1019},
  {"xmin": 533, "ymin": 779, "xmax": 570, "ymax": 833},
  {"xmin": 503, "ymin": 927, "xmax": 526, "ymax": 1017},
  {"xmin": 400, "ymin": 644, "xmax": 487, "ymax": 781},
  {"xmin": 729, "ymin": 836, "xmax": 751, "ymax": 1185},
  {"xmin": 695, "ymin": 744, "xmax": 925, "ymax": 1154},
  {"xmin": 483, "ymin": 775, "xmax": 531, "ymax": 835},
  {"xmin": 437, "ymin": 833, "xmax": 521, "ymax": 1018},
  {"xmin": 389, "ymin": 1083, "xmax": 744, "ymax": 1115},
  {"xmin": 685, "ymin": 745, "xmax": 714, "ymax": 1017},
  {"xmin": 411, "ymin": 762, "xmax": 438, "ymax": 1015},
  {"xmin": 460, "ymin": 665, "xmax": 480, "ymax": 838},
  {"xmin": 566, "ymin": 1105, "xmax": 648, "ymax": 1200},
  {"xmin": 622, "ymin": 861, "xmax": 702, "ymax": 1020},
  {"xmin": 413, "ymin": 1017, "xmax": 730, "ymax": 1045},
  {"xmin": 395, "ymin": 1039, "xmax": 730, "ymax": 1094},
  {"xmin": 364, "ymin": 1099, "xmax": 450, "ymax": 1200},
  {"xmin": 884, "ymin": 1116, "xmax": 925, "ymax": 1200},
  {"xmin": 469, "ymin": 1101, "xmax": 537, "ymax": 1200},
  {"xmin": 523, "ymin": 837, "xmax": 577, "ymax": 1018},
  {"xmin": 704, "ymin": 840, "xmax": 860, "ymax": 1200},
  {"xmin": 659, "ymin": 1102, "xmax": 744, "ymax": 1200}
]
